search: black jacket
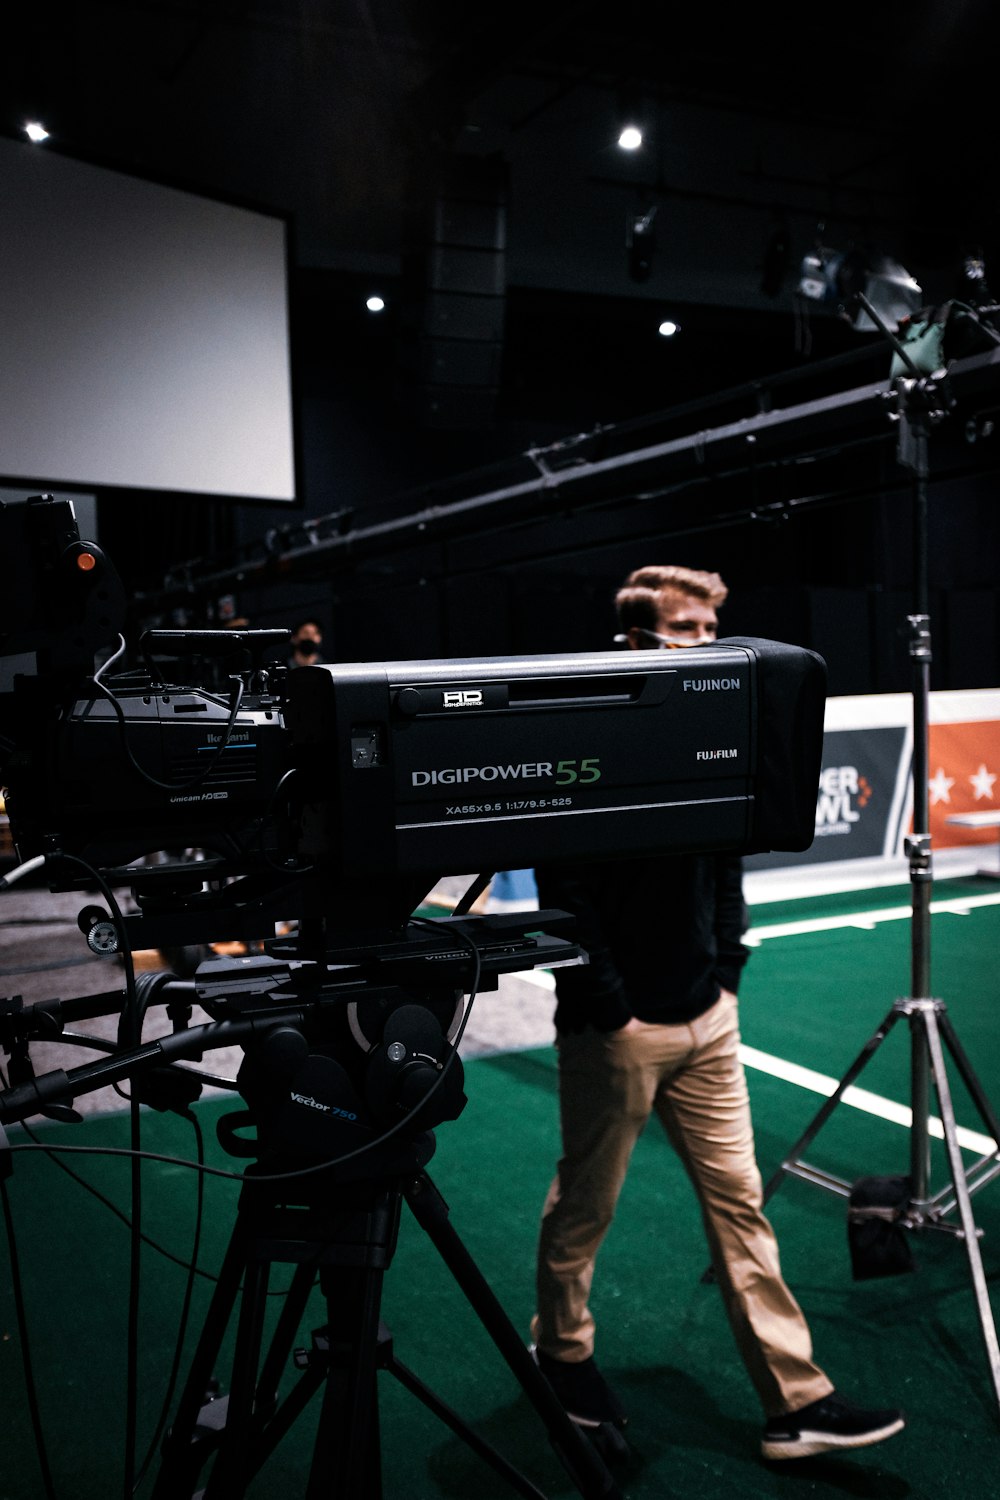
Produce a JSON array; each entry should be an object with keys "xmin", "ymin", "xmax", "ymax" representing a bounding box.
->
[{"xmin": 534, "ymin": 854, "xmax": 750, "ymax": 1032}]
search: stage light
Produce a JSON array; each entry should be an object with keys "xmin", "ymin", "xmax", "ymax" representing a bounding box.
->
[
  {"xmin": 24, "ymin": 122, "xmax": 50, "ymax": 143},
  {"xmin": 658, "ymin": 319, "xmax": 679, "ymax": 338},
  {"xmin": 797, "ymin": 242, "xmax": 922, "ymax": 332},
  {"xmin": 615, "ymin": 80, "xmax": 646, "ymax": 152},
  {"xmin": 366, "ymin": 295, "xmax": 386, "ymax": 313}
]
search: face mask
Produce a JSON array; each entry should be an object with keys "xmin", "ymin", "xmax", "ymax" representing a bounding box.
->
[{"xmin": 294, "ymin": 639, "xmax": 320, "ymax": 658}]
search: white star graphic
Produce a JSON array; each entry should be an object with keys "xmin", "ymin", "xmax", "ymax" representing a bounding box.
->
[
  {"xmin": 970, "ymin": 764, "xmax": 997, "ymax": 801},
  {"xmin": 928, "ymin": 767, "xmax": 956, "ymax": 805}
]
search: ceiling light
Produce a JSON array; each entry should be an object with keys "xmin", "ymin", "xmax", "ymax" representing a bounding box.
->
[
  {"xmin": 615, "ymin": 79, "xmax": 647, "ymax": 152},
  {"xmin": 658, "ymin": 320, "xmax": 679, "ymax": 338},
  {"xmin": 24, "ymin": 122, "xmax": 50, "ymax": 143},
  {"xmin": 366, "ymin": 295, "xmax": 385, "ymax": 313}
]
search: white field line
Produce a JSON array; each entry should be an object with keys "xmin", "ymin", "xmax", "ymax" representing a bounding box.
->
[
  {"xmin": 521, "ymin": 892, "xmax": 1000, "ymax": 1156},
  {"xmin": 743, "ymin": 890, "xmax": 1000, "ymax": 946},
  {"xmin": 738, "ymin": 1044, "xmax": 998, "ymax": 1158}
]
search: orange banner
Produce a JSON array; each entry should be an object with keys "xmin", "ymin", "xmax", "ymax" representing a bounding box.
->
[{"xmin": 926, "ymin": 720, "xmax": 1000, "ymax": 847}]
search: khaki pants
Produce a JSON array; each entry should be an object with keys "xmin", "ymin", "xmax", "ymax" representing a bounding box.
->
[{"xmin": 531, "ymin": 994, "xmax": 833, "ymax": 1416}]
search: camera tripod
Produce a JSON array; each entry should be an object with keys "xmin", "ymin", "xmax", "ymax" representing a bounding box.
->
[
  {"xmin": 0, "ymin": 902, "xmax": 624, "ymax": 1499},
  {"xmin": 150, "ymin": 1137, "xmax": 622, "ymax": 1500},
  {"xmin": 762, "ymin": 308, "xmax": 1000, "ymax": 1419}
]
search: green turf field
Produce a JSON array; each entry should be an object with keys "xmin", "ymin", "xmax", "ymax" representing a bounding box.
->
[{"xmin": 3, "ymin": 876, "xmax": 1000, "ymax": 1500}]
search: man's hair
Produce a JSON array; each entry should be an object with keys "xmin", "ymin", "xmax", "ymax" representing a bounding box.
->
[
  {"xmin": 615, "ymin": 565, "xmax": 728, "ymax": 631},
  {"xmin": 291, "ymin": 617, "xmax": 323, "ymax": 637}
]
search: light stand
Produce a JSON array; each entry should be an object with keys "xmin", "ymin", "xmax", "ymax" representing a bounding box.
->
[{"xmin": 762, "ymin": 296, "xmax": 1000, "ymax": 1417}]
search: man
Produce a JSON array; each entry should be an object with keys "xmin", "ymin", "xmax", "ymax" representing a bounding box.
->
[
  {"xmin": 531, "ymin": 564, "xmax": 905, "ymax": 1462},
  {"xmin": 287, "ymin": 617, "xmax": 325, "ymax": 669}
]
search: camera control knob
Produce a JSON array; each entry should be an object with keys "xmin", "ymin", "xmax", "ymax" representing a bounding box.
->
[
  {"xmin": 78, "ymin": 905, "xmax": 119, "ymax": 955},
  {"xmin": 86, "ymin": 920, "xmax": 119, "ymax": 956},
  {"xmin": 386, "ymin": 1041, "xmax": 407, "ymax": 1063}
]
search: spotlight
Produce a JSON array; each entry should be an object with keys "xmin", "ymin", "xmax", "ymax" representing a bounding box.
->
[
  {"xmin": 658, "ymin": 319, "xmax": 679, "ymax": 338},
  {"xmin": 24, "ymin": 122, "xmax": 50, "ymax": 143},
  {"xmin": 366, "ymin": 295, "xmax": 386, "ymax": 313},
  {"xmin": 615, "ymin": 81, "xmax": 647, "ymax": 152},
  {"xmin": 797, "ymin": 241, "xmax": 922, "ymax": 332}
]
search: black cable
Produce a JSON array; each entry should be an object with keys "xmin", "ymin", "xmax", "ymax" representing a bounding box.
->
[
  {"xmin": 0, "ymin": 1067, "xmax": 219, "ymax": 1500},
  {"xmin": 37, "ymin": 851, "xmax": 141, "ymax": 1500},
  {"xmin": 6, "ymin": 1108, "xmax": 219, "ymax": 1282},
  {"xmin": 88, "ymin": 644, "xmax": 246, "ymax": 796},
  {"xmin": 2, "ymin": 1139, "xmax": 248, "ymax": 1177},
  {"xmin": 132, "ymin": 1109, "xmax": 205, "ymax": 1493},
  {"xmin": 1, "ymin": 1180, "xmax": 59, "ymax": 1500},
  {"xmin": 256, "ymin": 766, "xmax": 314, "ymax": 875}
]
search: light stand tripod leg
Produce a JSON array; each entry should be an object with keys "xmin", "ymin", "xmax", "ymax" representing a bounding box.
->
[
  {"xmin": 909, "ymin": 1002, "xmax": 932, "ymax": 1203},
  {"xmin": 921, "ymin": 1006, "xmax": 1000, "ymax": 1414},
  {"xmin": 404, "ymin": 1171, "xmax": 623, "ymax": 1500},
  {"xmin": 923, "ymin": 1009, "xmax": 1000, "ymax": 1212},
  {"xmin": 762, "ymin": 1005, "xmax": 905, "ymax": 1203},
  {"xmin": 936, "ymin": 1009, "xmax": 1000, "ymax": 1148}
]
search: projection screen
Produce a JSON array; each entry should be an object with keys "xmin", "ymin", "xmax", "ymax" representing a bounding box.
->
[{"xmin": 0, "ymin": 135, "xmax": 296, "ymax": 504}]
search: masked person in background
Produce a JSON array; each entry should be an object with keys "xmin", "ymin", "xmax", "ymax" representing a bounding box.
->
[
  {"xmin": 530, "ymin": 565, "xmax": 906, "ymax": 1463},
  {"xmin": 287, "ymin": 618, "xmax": 325, "ymax": 669}
]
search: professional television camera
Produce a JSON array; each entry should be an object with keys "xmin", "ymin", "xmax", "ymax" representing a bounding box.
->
[
  {"xmin": 0, "ymin": 487, "xmax": 828, "ymax": 1173},
  {"xmin": 0, "ymin": 493, "xmax": 826, "ymax": 1499},
  {"xmin": 0, "ymin": 493, "xmax": 824, "ymax": 937}
]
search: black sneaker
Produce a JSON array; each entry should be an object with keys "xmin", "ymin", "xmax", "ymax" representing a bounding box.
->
[
  {"xmin": 530, "ymin": 1347, "xmax": 628, "ymax": 1430},
  {"xmin": 762, "ymin": 1392, "xmax": 905, "ymax": 1461}
]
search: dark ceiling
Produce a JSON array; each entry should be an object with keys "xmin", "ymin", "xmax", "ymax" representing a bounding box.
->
[
  {"xmin": 8, "ymin": 0, "xmax": 1000, "ymax": 318},
  {"xmin": 7, "ymin": 4, "xmax": 1000, "ymax": 685}
]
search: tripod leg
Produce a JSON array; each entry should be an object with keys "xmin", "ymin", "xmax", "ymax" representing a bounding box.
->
[
  {"xmin": 256, "ymin": 1261, "xmax": 318, "ymax": 1419},
  {"xmin": 924, "ymin": 1007, "xmax": 1000, "ymax": 1418},
  {"xmin": 306, "ymin": 1261, "xmax": 385, "ymax": 1500},
  {"xmin": 152, "ymin": 1210, "xmax": 255, "ymax": 1499},
  {"xmin": 202, "ymin": 1251, "xmax": 272, "ymax": 1498},
  {"xmin": 385, "ymin": 1340, "xmax": 549, "ymax": 1500},
  {"xmin": 762, "ymin": 1004, "xmax": 904, "ymax": 1203},
  {"xmin": 404, "ymin": 1172, "xmax": 622, "ymax": 1500},
  {"xmin": 937, "ymin": 1008, "xmax": 1000, "ymax": 1147},
  {"xmin": 910, "ymin": 1006, "xmax": 932, "ymax": 1202}
]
